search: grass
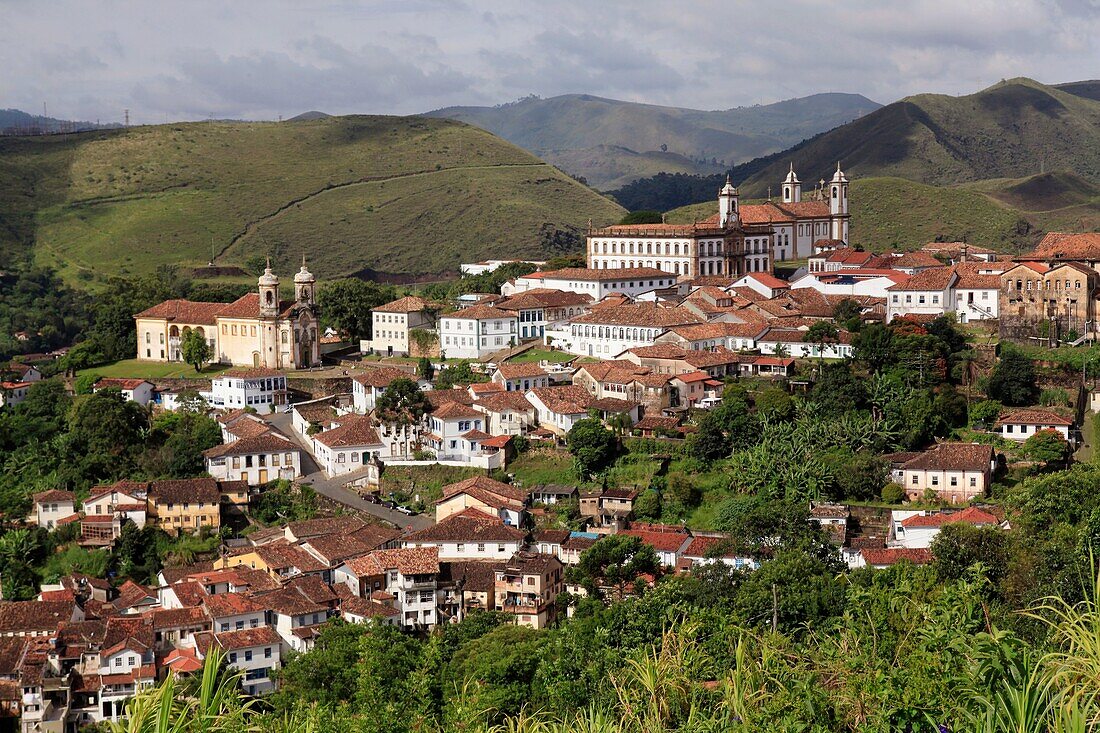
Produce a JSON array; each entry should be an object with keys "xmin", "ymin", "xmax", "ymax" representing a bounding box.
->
[
  {"xmin": 380, "ymin": 464, "xmax": 482, "ymax": 504},
  {"xmin": 0, "ymin": 116, "xmax": 624, "ymax": 287},
  {"xmin": 78, "ymin": 359, "xmax": 231, "ymax": 379},
  {"xmin": 504, "ymin": 349, "xmax": 576, "ymax": 364}
]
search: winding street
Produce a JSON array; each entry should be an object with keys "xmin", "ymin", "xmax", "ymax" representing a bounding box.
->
[{"xmin": 266, "ymin": 412, "xmax": 433, "ymax": 531}]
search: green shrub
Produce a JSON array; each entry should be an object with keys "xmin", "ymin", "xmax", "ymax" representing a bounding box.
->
[{"xmin": 881, "ymin": 484, "xmax": 906, "ymax": 504}]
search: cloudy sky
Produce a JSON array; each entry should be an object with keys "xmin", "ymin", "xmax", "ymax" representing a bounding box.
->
[{"xmin": 2, "ymin": 0, "xmax": 1098, "ymax": 124}]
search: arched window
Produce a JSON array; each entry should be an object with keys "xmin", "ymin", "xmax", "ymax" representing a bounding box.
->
[
  {"xmin": 674, "ymin": 243, "xmax": 680, "ymax": 255},
  {"xmin": 832, "ymin": 187, "xmax": 838, "ymax": 199},
  {"xmin": 647, "ymin": 242, "xmax": 652, "ymax": 254},
  {"xmin": 674, "ymin": 263, "xmax": 680, "ymax": 275},
  {"xmin": 265, "ymin": 291, "xmax": 274, "ymax": 305},
  {"xmin": 684, "ymin": 263, "xmax": 690, "ymax": 275}
]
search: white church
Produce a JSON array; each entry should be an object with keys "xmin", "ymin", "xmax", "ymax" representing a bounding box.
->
[{"xmin": 587, "ymin": 163, "xmax": 850, "ymax": 277}]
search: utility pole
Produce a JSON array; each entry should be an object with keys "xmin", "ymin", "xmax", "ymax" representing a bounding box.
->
[{"xmin": 771, "ymin": 583, "xmax": 778, "ymax": 633}]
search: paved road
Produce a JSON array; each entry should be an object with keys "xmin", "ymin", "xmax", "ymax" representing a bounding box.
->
[{"xmin": 267, "ymin": 413, "xmax": 433, "ymax": 531}]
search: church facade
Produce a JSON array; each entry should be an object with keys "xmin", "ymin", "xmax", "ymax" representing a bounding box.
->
[
  {"xmin": 586, "ymin": 164, "xmax": 850, "ymax": 277},
  {"xmin": 134, "ymin": 263, "xmax": 321, "ymax": 369}
]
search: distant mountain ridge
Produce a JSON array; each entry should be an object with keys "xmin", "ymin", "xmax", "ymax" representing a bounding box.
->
[
  {"xmin": 610, "ymin": 78, "xmax": 1100, "ymax": 211},
  {"xmin": 0, "ymin": 109, "xmax": 119, "ymax": 135},
  {"xmin": 425, "ymin": 92, "xmax": 880, "ymax": 189}
]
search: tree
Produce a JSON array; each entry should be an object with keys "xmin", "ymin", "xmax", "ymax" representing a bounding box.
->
[
  {"xmin": 688, "ymin": 418, "xmax": 731, "ymax": 463},
  {"xmin": 64, "ymin": 389, "xmax": 150, "ymax": 487},
  {"xmin": 833, "ymin": 298, "xmax": 863, "ymax": 331},
  {"xmin": 931, "ymin": 523, "xmax": 1011, "ymax": 586},
  {"xmin": 754, "ymin": 387, "xmax": 794, "ymax": 422},
  {"xmin": 417, "ymin": 356, "xmax": 435, "ymax": 381},
  {"xmin": 273, "ymin": 621, "xmax": 370, "ymax": 709},
  {"xmin": 803, "ymin": 321, "xmax": 840, "ymax": 360},
  {"xmin": 375, "ymin": 378, "xmax": 430, "ymax": 425},
  {"xmin": 572, "ymin": 534, "xmax": 660, "ymax": 597},
  {"xmin": 619, "ymin": 210, "xmax": 664, "ymax": 225},
  {"xmin": 822, "ymin": 450, "xmax": 887, "ymax": 500},
  {"xmin": 318, "ymin": 279, "xmax": 398, "ymax": 340},
  {"xmin": 809, "ymin": 362, "xmax": 868, "ymax": 413},
  {"xmin": 731, "ymin": 550, "xmax": 846, "ymax": 631},
  {"xmin": 633, "ymin": 490, "xmax": 661, "ymax": 520},
  {"xmin": 1022, "ymin": 429, "xmax": 1070, "ymax": 469},
  {"xmin": 987, "ymin": 348, "xmax": 1039, "ymax": 406},
  {"xmin": 969, "ymin": 399, "xmax": 1002, "ymax": 427},
  {"xmin": 853, "ymin": 323, "xmax": 895, "ymax": 373},
  {"xmin": 143, "ymin": 411, "xmax": 222, "ymax": 478},
  {"xmin": 180, "ymin": 329, "xmax": 212, "ymax": 373},
  {"xmin": 567, "ymin": 418, "xmax": 618, "ymax": 479}
]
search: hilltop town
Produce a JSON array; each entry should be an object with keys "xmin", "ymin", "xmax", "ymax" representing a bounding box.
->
[{"xmin": 2, "ymin": 159, "xmax": 1100, "ymax": 728}]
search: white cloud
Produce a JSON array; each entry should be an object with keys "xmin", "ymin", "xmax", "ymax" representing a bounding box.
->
[{"xmin": 0, "ymin": 0, "xmax": 1097, "ymax": 123}]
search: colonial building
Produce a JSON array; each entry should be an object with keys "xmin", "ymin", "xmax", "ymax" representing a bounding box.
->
[
  {"xmin": 999, "ymin": 261, "xmax": 1099, "ymax": 341},
  {"xmin": 135, "ymin": 262, "xmax": 320, "ymax": 369},
  {"xmin": 586, "ymin": 165, "xmax": 850, "ymax": 276}
]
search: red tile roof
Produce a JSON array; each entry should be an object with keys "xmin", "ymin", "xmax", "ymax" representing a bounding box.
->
[
  {"xmin": 352, "ymin": 367, "xmax": 418, "ymax": 389},
  {"xmin": 621, "ymin": 529, "xmax": 691, "ymax": 553},
  {"xmin": 571, "ymin": 303, "xmax": 701, "ymax": 328},
  {"xmin": 899, "ymin": 506, "xmax": 999, "ymax": 528},
  {"xmin": 527, "ymin": 385, "xmax": 596, "ymax": 415},
  {"xmin": 373, "ymin": 295, "xmax": 434, "ymax": 314},
  {"xmin": 94, "ymin": 377, "xmax": 152, "ymax": 391},
  {"xmin": 313, "ymin": 415, "xmax": 383, "ymax": 448},
  {"xmin": 995, "ymin": 409, "xmax": 1073, "ymax": 427},
  {"xmin": 447, "ymin": 304, "xmax": 515, "ymax": 321}
]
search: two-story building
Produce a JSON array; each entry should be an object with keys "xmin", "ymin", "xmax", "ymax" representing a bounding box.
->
[
  {"xmin": 895, "ymin": 443, "xmax": 996, "ymax": 503},
  {"xmin": 207, "ymin": 368, "xmax": 288, "ymax": 414},
  {"xmin": 439, "ymin": 304, "xmax": 518, "ymax": 360},
  {"xmin": 368, "ymin": 295, "xmax": 437, "ymax": 357}
]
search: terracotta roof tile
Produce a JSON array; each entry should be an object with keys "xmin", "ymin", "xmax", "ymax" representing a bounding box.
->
[{"xmin": 899, "ymin": 506, "xmax": 999, "ymax": 528}]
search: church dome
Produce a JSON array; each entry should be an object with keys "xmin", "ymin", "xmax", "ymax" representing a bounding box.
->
[
  {"xmin": 831, "ymin": 162, "xmax": 848, "ymax": 183},
  {"xmin": 784, "ymin": 163, "xmax": 800, "ymax": 184},
  {"xmin": 258, "ymin": 263, "xmax": 279, "ymax": 287},
  {"xmin": 719, "ymin": 174, "xmax": 738, "ymax": 196},
  {"xmin": 294, "ymin": 264, "xmax": 315, "ymax": 284}
]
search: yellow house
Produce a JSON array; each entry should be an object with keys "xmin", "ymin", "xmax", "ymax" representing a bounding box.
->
[{"xmin": 147, "ymin": 479, "xmax": 224, "ymax": 534}]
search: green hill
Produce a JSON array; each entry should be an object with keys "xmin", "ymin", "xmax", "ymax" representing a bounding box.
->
[
  {"xmin": 426, "ymin": 92, "xmax": 880, "ymax": 188},
  {"xmin": 0, "ymin": 115, "xmax": 625, "ymax": 285},
  {"xmin": 735, "ymin": 78, "xmax": 1100, "ymax": 197},
  {"xmin": 665, "ymin": 175, "xmax": 1090, "ymax": 253}
]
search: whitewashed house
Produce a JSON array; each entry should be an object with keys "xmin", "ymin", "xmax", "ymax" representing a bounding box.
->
[
  {"xmin": 526, "ymin": 385, "xmax": 597, "ymax": 437},
  {"xmin": 208, "ymin": 368, "xmax": 287, "ymax": 414},
  {"xmin": 563, "ymin": 303, "xmax": 701, "ymax": 357},
  {"xmin": 492, "ymin": 363, "xmax": 551, "ymax": 392},
  {"xmin": 352, "ymin": 367, "xmax": 427, "ymax": 414},
  {"xmin": 334, "ymin": 548, "xmax": 441, "ymax": 630},
  {"xmin": 204, "ymin": 432, "xmax": 302, "ymax": 485},
  {"xmin": 30, "ymin": 490, "xmax": 76, "ymax": 529},
  {"xmin": 401, "ymin": 508, "xmax": 525, "ymax": 560},
  {"xmin": 93, "ymin": 378, "xmax": 156, "ymax": 406},
  {"xmin": 994, "ymin": 409, "xmax": 1073, "ymax": 442},
  {"xmin": 505, "ymin": 267, "xmax": 676, "ymax": 299},
  {"xmin": 311, "ymin": 415, "xmax": 385, "ymax": 477},
  {"xmin": 439, "ymin": 304, "xmax": 518, "ymax": 360},
  {"xmin": 890, "ymin": 506, "xmax": 1000, "ymax": 549},
  {"xmin": 367, "ymin": 295, "xmax": 437, "ymax": 357}
]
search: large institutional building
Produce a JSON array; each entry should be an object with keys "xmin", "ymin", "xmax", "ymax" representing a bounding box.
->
[
  {"xmin": 134, "ymin": 262, "xmax": 321, "ymax": 369},
  {"xmin": 586, "ymin": 164, "xmax": 850, "ymax": 277}
]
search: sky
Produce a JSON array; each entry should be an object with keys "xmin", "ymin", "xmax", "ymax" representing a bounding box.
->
[{"xmin": 2, "ymin": 0, "xmax": 1098, "ymax": 125}]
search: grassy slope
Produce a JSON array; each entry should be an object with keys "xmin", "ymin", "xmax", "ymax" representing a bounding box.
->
[
  {"xmin": 665, "ymin": 175, "xmax": 1082, "ymax": 253},
  {"xmin": 0, "ymin": 116, "xmax": 624, "ymax": 285},
  {"xmin": 736, "ymin": 78, "xmax": 1100, "ymax": 197}
]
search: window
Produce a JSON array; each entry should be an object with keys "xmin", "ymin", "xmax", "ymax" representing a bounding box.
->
[
  {"xmin": 236, "ymin": 620, "xmax": 244, "ymax": 630},
  {"xmin": 229, "ymin": 653, "xmax": 237, "ymax": 664},
  {"xmin": 969, "ymin": 476, "xmax": 977, "ymax": 487},
  {"xmin": 931, "ymin": 476, "xmax": 939, "ymax": 486},
  {"xmin": 477, "ymin": 543, "xmax": 486, "ymax": 552},
  {"xmin": 264, "ymin": 647, "xmax": 272, "ymax": 659},
  {"xmin": 950, "ymin": 476, "xmax": 958, "ymax": 487},
  {"xmin": 244, "ymin": 650, "xmax": 253, "ymax": 662}
]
